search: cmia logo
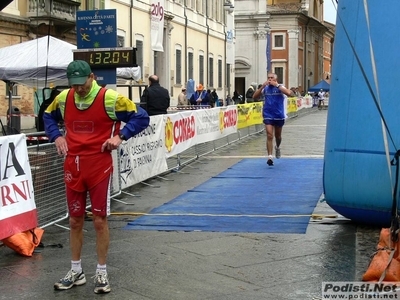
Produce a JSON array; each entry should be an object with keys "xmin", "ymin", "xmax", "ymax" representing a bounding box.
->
[
  {"xmin": 0, "ymin": 142, "xmax": 25, "ymax": 180},
  {"xmin": 0, "ymin": 141, "xmax": 31, "ymax": 207},
  {"xmin": 151, "ymin": 2, "xmax": 164, "ymax": 21}
]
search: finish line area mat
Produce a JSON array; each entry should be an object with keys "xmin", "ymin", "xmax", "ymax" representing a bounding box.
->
[{"xmin": 124, "ymin": 158, "xmax": 323, "ymax": 233}]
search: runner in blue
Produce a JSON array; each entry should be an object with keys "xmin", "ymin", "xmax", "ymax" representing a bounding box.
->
[{"xmin": 253, "ymin": 73, "xmax": 293, "ymax": 166}]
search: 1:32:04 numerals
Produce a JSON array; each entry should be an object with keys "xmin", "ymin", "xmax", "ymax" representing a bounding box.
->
[{"xmin": 89, "ymin": 51, "xmax": 130, "ymax": 65}]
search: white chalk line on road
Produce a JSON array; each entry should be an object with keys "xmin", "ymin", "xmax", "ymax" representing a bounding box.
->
[
  {"xmin": 106, "ymin": 212, "xmax": 338, "ymax": 219},
  {"xmin": 285, "ymin": 124, "xmax": 326, "ymax": 127},
  {"xmin": 203, "ymin": 155, "xmax": 324, "ymax": 159}
]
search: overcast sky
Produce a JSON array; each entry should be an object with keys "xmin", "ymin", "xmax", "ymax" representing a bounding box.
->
[{"xmin": 324, "ymin": 0, "xmax": 337, "ymax": 24}]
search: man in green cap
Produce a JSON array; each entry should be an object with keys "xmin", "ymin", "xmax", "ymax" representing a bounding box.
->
[{"xmin": 44, "ymin": 60, "xmax": 149, "ymax": 294}]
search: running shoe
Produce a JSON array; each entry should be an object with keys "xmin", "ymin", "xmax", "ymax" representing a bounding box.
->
[
  {"xmin": 267, "ymin": 158, "xmax": 274, "ymax": 166},
  {"xmin": 93, "ymin": 271, "xmax": 111, "ymax": 294},
  {"xmin": 275, "ymin": 146, "xmax": 281, "ymax": 159},
  {"xmin": 54, "ymin": 270, "xmax": 86, "ymax": 290}
]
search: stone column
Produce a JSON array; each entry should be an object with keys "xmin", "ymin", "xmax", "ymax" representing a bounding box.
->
[
  {"xmin": 254, "ymin": 28, "xmax": 267, "ymax": 86},
  {"xmin": 288, "ymin": 29, "xmax": 299, "ymax": 89}
]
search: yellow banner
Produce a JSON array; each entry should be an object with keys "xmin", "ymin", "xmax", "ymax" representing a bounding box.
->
[
  {"xmin": 237, "ymin": 98, "xmax": 298, "ymax": 129},
  {"xmin": 287, "ymin": 97, "xmax": 298, "ymax": 114},
  {"xmin": 237, "ymin": 102, "xmax": 263, "ymax": 129}
]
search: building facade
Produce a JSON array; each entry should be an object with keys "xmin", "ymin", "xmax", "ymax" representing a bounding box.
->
[
  {"xmin": 0, "ymin": 0, "xmax": 235, "ymax": 130},
  {"xmin": 234, "ymin": 0, "xmax": 334, "ymax": 96},
  {"xmin": 0, "ymin": 0, "xmax": 334, "ymax": 131}
]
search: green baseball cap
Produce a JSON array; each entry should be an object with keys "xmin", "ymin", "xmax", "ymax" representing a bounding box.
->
[{"xmin": 67, "ymin": 60, "xmax": 92, "ymax": 85}]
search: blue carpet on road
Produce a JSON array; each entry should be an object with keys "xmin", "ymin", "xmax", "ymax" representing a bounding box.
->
[{"xmin": 124, "ymin": 158, "xmax": 323, "ymax": 233}]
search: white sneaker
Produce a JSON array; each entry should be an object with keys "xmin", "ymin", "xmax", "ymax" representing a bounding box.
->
[
  {"xmin": 275, "ymin": 146, "xmax": 281, "ymax": 159},
  {"xmin": 267, "ymin": 155, "xmax": 274, "ymax": 166},
  {"xmin": 93, "ymin": 271, "xmax": 111, "ymax": 294},
  {"xmin": 54, "ymin": 269, "xmax": 86, "ymax": 290}
]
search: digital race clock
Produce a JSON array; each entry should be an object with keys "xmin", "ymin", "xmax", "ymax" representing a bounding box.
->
[{"xmin": 73, "ymin": 47, "xmax": 137, "ymax": 69}]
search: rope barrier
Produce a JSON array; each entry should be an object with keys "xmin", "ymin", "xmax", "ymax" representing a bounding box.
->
[
  {"xmin": 1, "ymin": 114, "xmax": 38, "ymax": 117},
  {"xmin": 26, "ymin": 136, "xmax": 48, "ymax": 141},
  {"xmin": 167, "ymin": 106, "xmax": 211, "ymax": 110}
]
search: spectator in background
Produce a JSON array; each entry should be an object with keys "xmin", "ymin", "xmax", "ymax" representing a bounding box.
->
[
  {"xmin": 318, "ymin": 89, "xmax": 325, "ymax": 109},
  {"xmin": 245, "ymin": 86, "xmax": 255, "ymax": 103},
  {"xmin": 190, "ymin": 84, "xmax": 207, "ymax": 105},
  {"xmin": 177, "ymin": 88, "xmax": 188, "ymax": 107},
  {"xmin": 312, "ymin": 92, "xmax": 319, "ymax": 107},
  {"xmin": 211, "ymin": 89, "xmax": 219, "ymax": 107},
  {"xmin": 255, "ymin": 84, "xmax": 263, "ymax": 102},
  {"xmin": 140, "ymin": 75, "xmax": 170, "ymax": 115},
  {"xmin": 226, "ymin": 94, "xmax": 232, "ymax": 106},
  {"xmin": 233, "ymin": 90, "xmax": 244, "ymax": 104},
  {"xmin": 205, "ymin": 89, "xmax": 214, "ymax": 107}
]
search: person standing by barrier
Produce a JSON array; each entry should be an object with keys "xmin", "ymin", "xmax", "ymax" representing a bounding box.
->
[
  {"xmin": 177, "ymin": 87, "xmax": 188, "ymax": 107},
  {"xmin": 43, "ymin": 60, "xmax": 150, "ymax": 294},
  {"xmin": 318, "ymin": 89, "xmax": 325, "ymax": 109},
  {"xmin": 245, "ymin": 86, "xmax": 255, "ymax": 103},
  {"xmin": 253, "ymin": 72, "xmax": 293, "ymax": 166},
  {"xmin": 140, "ymin": 75, "xmax": 170, "ymax": 115},
  {"xmin": 190, "ymin": 84, "xmax": 206, "ymax": 105},
  {"xmin": 211, "ymin": 89, "xmax": 219, "ymax": 107}
]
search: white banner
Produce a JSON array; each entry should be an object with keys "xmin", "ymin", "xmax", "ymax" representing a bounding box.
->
[
  {"xmin": 165, "ymin": 107, "xmax": 238, "ymax": 158},
  {"xmin": 165, "ymin": 110, "xmax": 197, "ymax": 158},
  {"xmin": 0, "ymin": 134, "xmax": 37, "ymax": 240},
  {"xmin": 119, "ymin": 115, "xmax": 168, "ymax": 189},
  {"xmin": 195, "ymin": 107, "xmax": 237, "ymax": 144},
  {"xmin": 151, "ymin": 0, "xmax": 164, "ymax": 52},
  {"xmin": 226, "ymin": 13, "xmax": 234, "ymax": 64}
]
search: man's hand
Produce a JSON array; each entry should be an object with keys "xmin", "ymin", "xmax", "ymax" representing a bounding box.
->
[
  {"xmin": 55, "ymin": 136, "xmax": 68, "ymax": 156},
  {"xmin": 268, "ymin": 78, "xmax": 278, "ymax": 87},
  {"xmin": 101, "ymin": 135, "xmax": 123, "ymax": 152}
]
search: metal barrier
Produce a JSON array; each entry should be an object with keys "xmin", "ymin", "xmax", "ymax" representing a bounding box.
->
[
  {"xmin": 27, "ymin": 137, "xmax": 122, "ymax": 229},
  {"xmin": 27, "ymin": 143, "xmax": 68, "ymax": 228},
  {"xmin": 25, "ymin": 108, "xmax": 310, "ymax": 229}
]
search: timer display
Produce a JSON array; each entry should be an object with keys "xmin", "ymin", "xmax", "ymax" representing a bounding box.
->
[{"xmin": 73, "ymin": 48, "xmax": 137, "ymax": 69}]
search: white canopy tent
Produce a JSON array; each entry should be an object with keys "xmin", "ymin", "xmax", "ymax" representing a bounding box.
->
[
  {"xmin": 0, "ymin": 36, "xmax": 141, "ymax": 134},
  {"xmin": 0, "ymin": 35, "xmax": 141, "ymax": 89}
]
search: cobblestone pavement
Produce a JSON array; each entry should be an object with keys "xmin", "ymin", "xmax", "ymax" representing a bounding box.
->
[{"xmin": 0, "ymin": 108, "xmax": 382, "ymax": 300}]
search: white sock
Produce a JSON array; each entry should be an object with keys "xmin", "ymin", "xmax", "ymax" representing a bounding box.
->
[
  {"xmin": 96, "ymin": 264, "xmax": 107, "ymax": 275},
  {"xmin": 268, "ymin": 155, "xmax": 273, "ymax": 160},
  {"xmin": 71, "ymin": 260, "xmax": 82, "ymax": 273}
]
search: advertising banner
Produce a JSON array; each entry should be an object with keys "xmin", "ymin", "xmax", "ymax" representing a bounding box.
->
[
  {"xmin": 76, "ymin": 9, "xmax": 117, "ymax": 49},
  {"xmin": 165, "ymin": 110, "xmax": 197, "ymax": 158},
  {"xmin": 151, "ymin": 0, "xmax": 164, "ymax": 52},
  {"xmin": 287, "ymin": 97, "xmax": 298, "ymax": 114},
  {"xmin": 165, "ymin": 107, "xmax": 238, "ymax": 158},
  {"xmin": 226, "ymin": 13, "xmax": 234, "ymax": 64},
  {"xmin": 119, "ymin": 115, "xmax": 168, "ymax": 189},
  {"xmin": 237, "ymin": 102, "xmax": 263, "ymax": 129},
  {"xmin": 76, "ymin": 9, "xmax": 117, "ymax": 84},
  {"xmin": 0, "ymin": 134, "xmax": 37, "ymax": 240},
  {"xmin": 195, "ymin": 107, "xmax": 237, "ymax": 144}
]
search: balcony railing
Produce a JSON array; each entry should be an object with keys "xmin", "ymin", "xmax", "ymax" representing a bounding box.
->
[{"xmin": 28, "ymin": 0, "xmax": 80, "ymax": 26}]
